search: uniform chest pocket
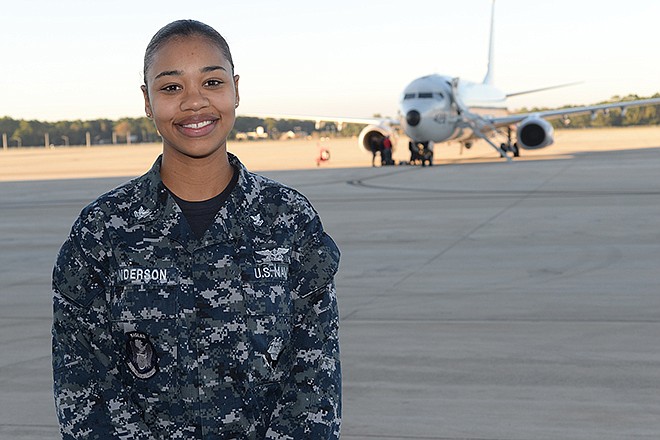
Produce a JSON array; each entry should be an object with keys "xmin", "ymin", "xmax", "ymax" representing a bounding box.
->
[
  {"xmin": 240, "ymin": 251, "xmax": 293, "ymax": 317},
  {"xmin": 111, "ymin": 265, "xmax": 180, "ymax": 321},
  {"xmin": 237, "ymin": 250, "xmax": 294, "ymax": 385},
  {"xmin": 111, "ymin": 284, "xmax": 178, "ymax": 322},
  {"xmin": 111, "ymin": 285, "xmax": 179, "ymax": 411}
]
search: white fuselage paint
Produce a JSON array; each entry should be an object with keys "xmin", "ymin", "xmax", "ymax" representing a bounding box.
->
[{"xmin": 398, "ymin": 74, "xmax": 508, "ymax": 143}]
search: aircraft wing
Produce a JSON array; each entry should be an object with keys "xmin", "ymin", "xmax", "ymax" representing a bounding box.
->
[
  {"xmin": 239, "ymin": 113, "xmax": 399, "ymax": 127},
  {"xmin": 505, "ymin": 81, "xmax": 582, "ymax": 98},
  {"xmin": 488, "ymin": 97, "xmax": 660, "ymax": 127}
]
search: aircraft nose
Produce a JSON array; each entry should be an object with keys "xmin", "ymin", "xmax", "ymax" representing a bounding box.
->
[{"xmin": 406, "ymin": 110, "xmax": 421, "ymax": 127}]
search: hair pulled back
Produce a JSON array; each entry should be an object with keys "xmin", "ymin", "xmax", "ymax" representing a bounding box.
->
[{"xmin": 143, "ymin": 19, "xmax": 234, "ymax": 86}]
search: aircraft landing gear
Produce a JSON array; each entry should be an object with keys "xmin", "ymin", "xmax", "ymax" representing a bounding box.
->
[
  {"xmin": 499, "ymin": 143, "xmax": 507, "ymax": 158},
  {"xmin": 499, "ymin": 141, "xmax": 520, "ymax": 157},
  {"xmin": 499, "ymin": 128, "xmax": 520, "ymax": 158}
]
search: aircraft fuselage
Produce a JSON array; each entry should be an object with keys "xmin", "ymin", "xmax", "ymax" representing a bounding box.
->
[{"xmin": 399, "ymin": 74, "xmax": 508, "ymax": 143}]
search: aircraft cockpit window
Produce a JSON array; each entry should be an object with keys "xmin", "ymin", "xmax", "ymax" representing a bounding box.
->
[{"xmin": 404, "ymin": 92, "xmax": 443, "ymax": 100}]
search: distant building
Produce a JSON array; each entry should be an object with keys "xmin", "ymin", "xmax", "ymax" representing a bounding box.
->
[{"xmin": 235, "ymin": 125, "xmax": 269, "ymax": 141}]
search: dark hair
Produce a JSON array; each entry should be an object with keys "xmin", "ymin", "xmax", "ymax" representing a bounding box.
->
[{"xmin": 143, "ymin": 19, "xmax": 234, "ymax": 85}]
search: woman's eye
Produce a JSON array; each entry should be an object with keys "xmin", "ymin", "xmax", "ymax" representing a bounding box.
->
[
  {"xmin": 205, "ymin": 79, "xmax": 223, "ymax": 87},
  {"xmin": 161, "ymin": 84, "xmax": 181, "ymax": 92}
]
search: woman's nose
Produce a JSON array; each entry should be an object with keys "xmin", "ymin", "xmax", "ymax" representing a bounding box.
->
[{"xmin": 180, "ymin": 86, "xmax": 209, "ymax": 111}]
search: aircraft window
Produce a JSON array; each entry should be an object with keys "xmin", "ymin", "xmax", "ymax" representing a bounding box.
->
[
  {"xmin": 404, "ymin": 93, "xmax": 416, "ymax": 100},
  {"xmin": 418, "ymin": 92, "xmax": 433, "ymax": 98}
]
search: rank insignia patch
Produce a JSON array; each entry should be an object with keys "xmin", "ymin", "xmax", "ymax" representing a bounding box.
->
[{"xmin": 126, "ymin": 332, "xmax": 158, "ymax": 379}]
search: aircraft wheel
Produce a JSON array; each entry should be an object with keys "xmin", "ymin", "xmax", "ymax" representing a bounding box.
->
[{"xmin": 512, "ymin": 143, "xmax": 520, "ymax": 157}]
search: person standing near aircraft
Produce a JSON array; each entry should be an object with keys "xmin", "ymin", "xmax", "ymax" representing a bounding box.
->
[
  {"xmin": 51, "ymin": 19, "xmax": 341, "ymax": 439},
  {"xmin": 382, "ymin": 135, "xmax": 393, "ymax": 165}
]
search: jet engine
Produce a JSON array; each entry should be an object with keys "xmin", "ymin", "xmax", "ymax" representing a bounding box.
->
[
  {"xmin": 358, "ymin": 125, "xmax": 396, "ymax": 153},
  {"xmin": 516, "ymin": 116, "xmax": 554, "ymax": 150}
]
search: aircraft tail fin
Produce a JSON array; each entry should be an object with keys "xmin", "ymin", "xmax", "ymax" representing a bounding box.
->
[{"xmin": 482, "ymin": 0, "xmax": 496, "ymax": 85}]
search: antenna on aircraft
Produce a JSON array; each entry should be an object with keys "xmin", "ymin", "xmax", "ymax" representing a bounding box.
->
[{"xmin": 482, "ymin": 0, "xmax": 496, "ymax": 85}]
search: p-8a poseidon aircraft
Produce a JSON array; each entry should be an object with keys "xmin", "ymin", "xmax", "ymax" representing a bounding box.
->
[{"xmin": 246, "ymin": 0, "xmax": 660, "ymax": 163}]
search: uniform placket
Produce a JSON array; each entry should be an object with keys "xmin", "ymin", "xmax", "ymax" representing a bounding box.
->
[{"xmin": 191, "ymin": 227, "xmax": 249, "ymax": 437}]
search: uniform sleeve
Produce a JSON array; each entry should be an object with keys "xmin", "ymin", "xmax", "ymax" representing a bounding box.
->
[
  {"xmin": 52, "ymin": 214, "xmax": 156, "ymax": 439},
  {"xmin": 265, "ymin": 214, "xmax": 342, "ymax": 439}
]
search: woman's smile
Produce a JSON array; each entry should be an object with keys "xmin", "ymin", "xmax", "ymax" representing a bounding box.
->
[{"xmin": 176, "ymin": 114, "xmax": 219, "ymax": 137}]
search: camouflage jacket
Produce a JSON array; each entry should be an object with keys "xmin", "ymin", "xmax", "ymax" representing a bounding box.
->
[{"xmin": 52, "ymin": 154, "xmax": 341, "ymax": 439}]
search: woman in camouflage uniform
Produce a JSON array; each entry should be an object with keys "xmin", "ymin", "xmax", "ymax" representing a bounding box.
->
[{"xmin": 52, "ymin": 20, "xmax": 341, "ymax": 439}]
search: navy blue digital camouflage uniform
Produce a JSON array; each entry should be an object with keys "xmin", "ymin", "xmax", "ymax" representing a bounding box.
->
[{"xmin": 52, "ymin": 153, "xmax": 341, "ymax": 439}]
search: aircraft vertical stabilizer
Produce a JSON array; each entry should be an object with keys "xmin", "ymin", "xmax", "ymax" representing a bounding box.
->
[{"xmin": 482, "ymin": 0, "xmax": 496, "ymax": 85}]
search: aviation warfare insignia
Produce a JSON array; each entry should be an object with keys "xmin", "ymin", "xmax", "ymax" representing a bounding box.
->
[
  {"xmin": 126, "ymin": 332, "xmax": 158, "ymax": 379},
  {"xmin": 255, "ymin": 247, "xmax": 290, "ymax": 262}
]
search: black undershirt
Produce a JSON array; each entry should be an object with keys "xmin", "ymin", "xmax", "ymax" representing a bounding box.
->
[{"xmin": 167, "ymin": 166, "xmax": 239, "ymax": 239}]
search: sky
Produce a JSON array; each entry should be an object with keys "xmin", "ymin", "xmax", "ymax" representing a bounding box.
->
[{"xmin": 1, "ymin": 0, "xmax": 659, "ymax": 122}]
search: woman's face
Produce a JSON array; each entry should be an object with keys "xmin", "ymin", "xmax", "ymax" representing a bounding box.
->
[{"xmin": 142, "ymin": 35, "xmax": 239, "ymax": 160}]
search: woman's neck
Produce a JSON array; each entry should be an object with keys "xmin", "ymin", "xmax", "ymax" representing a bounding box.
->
[{"xmin": 160, "ymin": 149, "xmax": 233, "ymax": 202}]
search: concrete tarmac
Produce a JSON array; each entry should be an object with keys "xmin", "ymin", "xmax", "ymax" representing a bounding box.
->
[{"xmin": 1, "ymin": 130, "xmax": 660, "ymax": 439}]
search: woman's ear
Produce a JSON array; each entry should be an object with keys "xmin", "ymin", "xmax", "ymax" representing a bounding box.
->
[
  {"xmin": 233, "ymin": 75, "xmax": 240, "ymax": 108},
  {"xmin": 141, "ymin": 85, "xmax": 152, "ymax": 118}
]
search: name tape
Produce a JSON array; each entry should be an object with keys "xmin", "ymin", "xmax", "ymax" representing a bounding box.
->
[{"xmin": 117, "ymin": 267, "xmax": 178, "ymax": 284}]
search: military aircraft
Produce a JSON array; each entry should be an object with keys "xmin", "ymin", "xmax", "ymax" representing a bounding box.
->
[{"xmin": 245, "ymin": 0, "xmax": 660, "ymax": 163}]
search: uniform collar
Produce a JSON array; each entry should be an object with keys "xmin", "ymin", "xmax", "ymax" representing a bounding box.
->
[
  {"xmin": 221, "ymin": 153, "xmax": 275, "ymax": 242},
  {"xmin": 130, "ymin": 153, "xmax": 271, "ymax": 248}
]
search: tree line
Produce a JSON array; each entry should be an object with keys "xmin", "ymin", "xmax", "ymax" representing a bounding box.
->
[
  {"xmin": 1, "ymin": 93, "xmax": 658, "ymax": 148},
  {"xmin": 0, "ymin": 117, "xmax": 159, "ymax": 148},
  {"xmin": 0, "ymin": 115, "xmax": 357, "ymax": 148}
]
